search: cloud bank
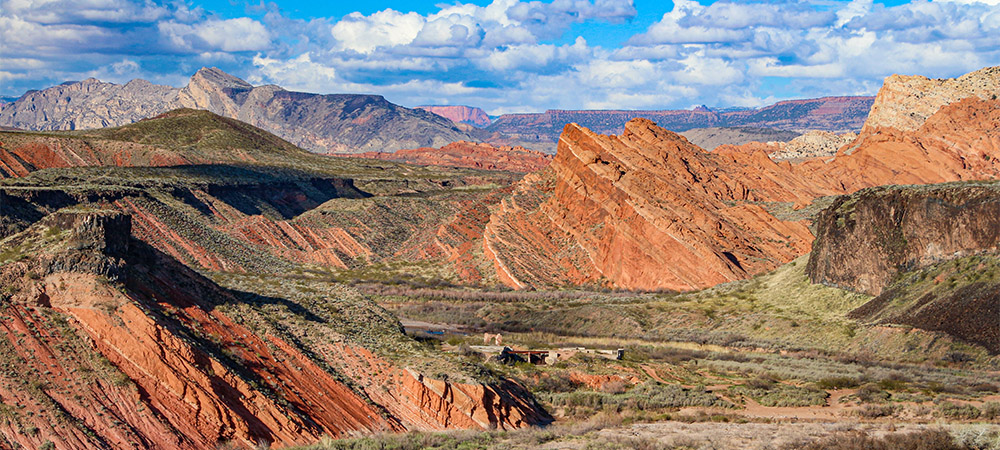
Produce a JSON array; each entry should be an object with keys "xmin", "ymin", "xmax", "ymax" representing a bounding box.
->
[{"xmin": 1, "ymin": 0, "xmax": 998, "ymax": 113}]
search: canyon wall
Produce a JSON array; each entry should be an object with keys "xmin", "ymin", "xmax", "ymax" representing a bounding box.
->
[
  {"xmin": 803, "ymin": 181, "xmax": 1000, "ymax": 354},
  {"xmin": 807, "ymin": 182, "xmax": 1000, "ymax": 296},
  {"xmin": 486, "ymin": 96, "xmax": 874, "ymax": 150}
]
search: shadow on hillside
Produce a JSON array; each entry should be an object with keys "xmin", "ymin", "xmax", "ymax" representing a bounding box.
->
[{"xmin": 124, "ymin": 239, "xmax": 326, "ymax": 324}]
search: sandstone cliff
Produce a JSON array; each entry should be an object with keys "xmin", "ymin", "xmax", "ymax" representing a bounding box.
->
[
  {"xmin": 483, "ymin": 119, "xmax": 819, "ymax": 291},
  {"xmin": 0, "ymin": 68, "xmax": 477, "ymax": 153},
  {"xmin": 0, "ymin": 209, "xmax": 549, "ymax": 450},
  {"xmin": 722, "ymin": 130, "xmax": 858, "ymax": 161},
  {"xmin": 863, "ymin": 66, "xmax": 1000, "ymax": 133}
]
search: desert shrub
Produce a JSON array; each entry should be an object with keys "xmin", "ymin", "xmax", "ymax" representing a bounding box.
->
[
  {"xmin": 982, "ymin": 402, "xmax": 1000, "ymax": 420},
  {"xmin": 878, "ymin": 372, "xmax": 910, "ymax": 391},
  {"xmin": 745, "ymin": 375, "xmax": 778, "ymax": 390},
  {"xmin": 971, "ymin": 383, "xmax": 999, "ymax": 393},
  {"xmin": 944, "ymin": 352, "xmax": 975, "ymax": 364},
  {"xmin": 542, "ymin": 381, "xmax": 729, "ymax": 416},
  {"xmin": 729, "ymin": 382, "xmax": 827, "ymax": 407},
  {"xmin": 856, "ymin": 404, "xmax": 900, "ymax": 419},
  {"xmin": 952, "ymin": 426, "xmax": 1000, "ymax": 449},
  {"xmin": 856, "ymin": 383, "xmax": 890, "ymax": 403},
  {"xmin": 581, "ymin": 436, "xmax": 669, "ymax": 450},
  {"xmin": 306, "ymin": 430, "xmax": 500, "ymax": 450},
  {"xmin": 892, "ymin": 392, "xmax": 933, "ymax": 404},
  {"xmin": 816, "ymin": 376, "xmax": 860, "ymax": 390},
  {"xmin": 533, "ymin": 373, "xmax": 583, "ymax": 394},
  {"xmin": 787, "ymin": 429, "xmax": 965, "ymax": 450},
  {"xmin": 937, "ymin": 402, "xmax": 982, "ymax": 420},
  {"xmin": 600, "ymin": 380, "xmax": 630, "ymax": 395},
  {"xmin": 625, "ymin": 345, "xmax": 707, "ymax": 364}
]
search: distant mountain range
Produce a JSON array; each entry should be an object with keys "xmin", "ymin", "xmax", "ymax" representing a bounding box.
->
[
  {"xmin": 2, "ymin": 70, "xmax": 875, "ymax": 154},
  {"xmin": 0, "ymin": 68, "xmax": 476, "ymax": 154},
  {"xmin": 485, "ymin": 97, "xmax": 874, "ymax": 152}
]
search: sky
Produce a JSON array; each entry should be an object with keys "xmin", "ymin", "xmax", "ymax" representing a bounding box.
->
[{"xmin": 1, "ymin": 0, "xmax": 999, "ymax": 114}]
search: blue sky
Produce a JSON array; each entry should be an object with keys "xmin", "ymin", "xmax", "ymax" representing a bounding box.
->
[{"xmin": 2, "ymin": 0, "xmax": 999, "ymax": 113}]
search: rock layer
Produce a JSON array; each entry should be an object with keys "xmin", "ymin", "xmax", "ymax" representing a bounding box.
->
[
  {"xmin": 417, "ymin": 106, "xmax": 492, "ymax": 128},
  {"xmin": 483, "ymin": 67, "xmax": 1000, "ymax": 290},
  {"xmin": 483, "ymin": 119, "xmax": 818, "ymax": 291},
  {"xmin": 863, "ymin": 66, "xmax": 1000, "ymax": 133},
  {"xmin": 486, "ymin": 96, "xmax": 874, "ymax": 151},
  {"xmin": 0, "ymin": 210, "xmax": 549, "ymax": 450}
]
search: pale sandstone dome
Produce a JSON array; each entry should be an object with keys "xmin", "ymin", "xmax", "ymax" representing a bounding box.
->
[
  {"xmin": 768, "ymin": 130, "xmax": 858, "ymax": 160},
  {"xmin": 864, "ymin": 66, "xmax": 1000, "ymax": 132}
]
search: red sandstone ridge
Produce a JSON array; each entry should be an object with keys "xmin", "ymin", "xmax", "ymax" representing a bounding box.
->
[
  {"xmin": 417, "ymin": 106, "xmax": 492, "ymax": 128},
  {"xmin": 341, "ymin": 141, "xmax": 551, "ymax": 173},
  {"xmin": 482, "ymin": 67, "xmax": 1000, "ymax": 291},
  {"xmin": 482, "ymin": 119, "xmax": 819, "ymax": 291}
]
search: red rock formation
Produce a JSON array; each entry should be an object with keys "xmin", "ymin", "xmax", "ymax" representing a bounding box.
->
[
  {"xmin": 330, "ymin": 344, "xmax": 548, "ymax": 431},
  {"xmin": 340, "ymin": 141, "xmax": 551, "ymax": 173},
  {"xmin": 483, "ymin": 90, "xmax": 1000, "ymax": 290},
  {"xmin": 484, "ymin": 119, "xmax": 818, "ymax": 291},
  {"xmin": 0, "ymin": 210, "xmax": 549, "ymax": 450},
  {"xmin": 417, "ymin": 106, "xmax": 492, "ymax": 128}
]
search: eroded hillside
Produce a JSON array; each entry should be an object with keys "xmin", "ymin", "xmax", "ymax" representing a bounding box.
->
[{"xmin": 0, "ymin": 208, "xmax": 549, "ymax": 450}]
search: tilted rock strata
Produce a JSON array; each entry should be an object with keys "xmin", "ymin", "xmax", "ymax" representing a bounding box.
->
[
  {"xmin": 0, "ymin": 210, "xmax": 548, "ymax": 449},
  {"xmin": 484, "ymin": 91, "xmax": 1000, "ymax": 290},
  {"xmin": 770, "ymin": 131, "xmax": 857, "ymax": 160},
  {"xmin": 484, "ymin": 119, "xmax": 818, "ymax": 291},
  {"xmin": 417, "ymin": 106, "xmax": 492, "ymax": 128}
]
